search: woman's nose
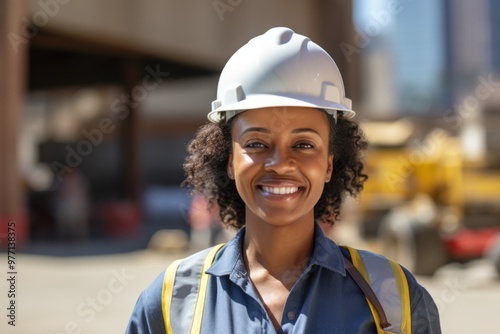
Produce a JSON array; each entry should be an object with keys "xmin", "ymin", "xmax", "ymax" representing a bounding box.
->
[{"xmin": 264, "ymin": 147, "xmax": 296, "ymax": 174}]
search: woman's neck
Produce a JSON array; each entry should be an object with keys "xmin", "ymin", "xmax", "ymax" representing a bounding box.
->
[{"xmin": 242, "ymin": 217, "xmax": 315, "ymax": 282}]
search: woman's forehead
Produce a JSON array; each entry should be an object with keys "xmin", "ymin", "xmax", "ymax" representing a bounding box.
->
[{"xmin": 231, "ymin": 107, "xmax": 330, "ymax": 133}]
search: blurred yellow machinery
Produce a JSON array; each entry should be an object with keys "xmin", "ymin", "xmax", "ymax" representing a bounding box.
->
[{"xmin": 358, "ymin": 113, "xmax": 500, "ymax": 276}]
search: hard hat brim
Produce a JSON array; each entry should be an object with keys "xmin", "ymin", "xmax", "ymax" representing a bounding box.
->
[{"xmin": 208, "ymin": 94, "xmax": 355, "ymax": 123}]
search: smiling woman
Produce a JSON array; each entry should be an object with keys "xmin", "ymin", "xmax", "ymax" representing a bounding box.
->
[
  {"xmin": 126, "ymin": 27, "xmax": 441, "ymax": 334},
  {"xmin": 183, "ymin": 106, "xmax": 367, "ymax": 230}
]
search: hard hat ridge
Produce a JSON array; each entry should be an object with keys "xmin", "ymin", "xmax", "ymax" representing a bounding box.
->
[{"xmin": 208, "ymin": 27, "xmax": 355, "ymax": 123}]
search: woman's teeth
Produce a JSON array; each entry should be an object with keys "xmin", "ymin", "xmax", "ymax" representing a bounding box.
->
[{"xmin": 262, "ymin": 186, "xmax": 299, "ymax": 195}]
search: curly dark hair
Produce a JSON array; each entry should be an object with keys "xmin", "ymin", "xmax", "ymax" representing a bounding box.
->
[{"xmin": 182, "ymin": 111, "xmax": 368, "ymax": 229}]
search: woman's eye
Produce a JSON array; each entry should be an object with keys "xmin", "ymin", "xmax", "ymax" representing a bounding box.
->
[
  {"xmin": 245, "ymin": 142, "xmax": 266, "ymax": 149},
  {"xmin": 294, "ymin": 143, "xmax": 314, "ymax": 149}
]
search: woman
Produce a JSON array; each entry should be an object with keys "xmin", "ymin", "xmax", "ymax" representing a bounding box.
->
[{"xmin": 127, "ymin": 27, "xmax": 441, "ymax": 334}]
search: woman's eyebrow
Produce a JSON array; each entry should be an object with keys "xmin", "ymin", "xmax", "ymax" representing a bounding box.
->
[
  {"xmin": 239, "ymin": 127, "xmax": 321, "ymax": 138},
  {"xmin": 291, "ymin": 128, "xmax": 321, "ymax": 136},
  {"xmin": 239, "ymin": 127, "xmax": 271, "ymax": 137}
]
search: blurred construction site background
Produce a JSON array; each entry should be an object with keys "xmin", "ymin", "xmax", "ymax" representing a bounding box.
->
[{"xmin": 1, "ymin": 0, "xmax": 500, "ymax": 332}]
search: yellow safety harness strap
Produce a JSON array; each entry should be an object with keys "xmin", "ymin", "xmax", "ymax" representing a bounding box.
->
[
  {"xmin": 162, "ymin": 259, "xmax": 182, "ymax": 334},
  {"xmin": 189, "ymin": 243, "xmax": 225, "ymax": 334},
  {"xmin": 162, "ymin": 244, "xmax": 225, "ymax": 334},
  {"xmin": 344, "ymin": 246, "xmax": 390, "ymax": 334},
  {"xmin": 343, "ymin": 246, "xmax": 411, "ymax": 334},
  {"xmin": 388, "ymin": 260, "xmax": 411, "ymax": 333}
]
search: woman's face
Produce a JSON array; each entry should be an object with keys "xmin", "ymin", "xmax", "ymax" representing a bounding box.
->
[{"xmin": 228, "ymin": 107, "xmax": 333, "ymax": 228}]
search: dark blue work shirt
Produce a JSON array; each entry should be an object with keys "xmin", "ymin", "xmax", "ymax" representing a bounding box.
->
[{"xmin": 126, "ymin": 225, "xmax": 441, "ymax": 333}]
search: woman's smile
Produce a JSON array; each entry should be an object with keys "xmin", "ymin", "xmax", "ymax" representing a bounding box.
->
[
  {"xmin": 260, "ymin": 186, "xmax": 299, "ymax": 195},
  {"xmin": 258, "ymin": 183, "xmax": 303, "ymax": 202}
]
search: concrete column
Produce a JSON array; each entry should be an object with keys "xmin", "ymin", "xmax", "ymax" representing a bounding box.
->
[
  {"xmin": 98, "ymin": 58, "xmax": 143, "ymax": 238},
  {"xmin": 121, "ymin": 58, "xmax": 142, "ymax": 203},
  {"xmin": 0, "ymin": 0, "xmax": 29, "ymax": 245}
]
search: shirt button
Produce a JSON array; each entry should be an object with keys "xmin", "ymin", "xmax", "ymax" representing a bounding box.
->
[{"xmin": 287, "ymin": 311, "xmax": 296, "ymax": 321}]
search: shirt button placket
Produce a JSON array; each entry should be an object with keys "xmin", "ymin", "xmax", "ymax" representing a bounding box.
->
[{"xmin": 286, "ymin": 311, "xmax": 296, "ymax": 321}]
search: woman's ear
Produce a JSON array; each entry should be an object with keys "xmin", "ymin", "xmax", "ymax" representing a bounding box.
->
[
  {"xmin": 227, "ymin": 154, "xmax": 234, "ymax": 180},
  {"xmin": 325, "ymin": 155, "xmax": 334, "ymax": 183}
]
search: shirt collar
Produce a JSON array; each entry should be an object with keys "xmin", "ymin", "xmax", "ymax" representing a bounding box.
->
[
  {"xmin": 309, "ymin": 223, "xmax": 346, "ymax": 276},
  {"xmin": 206, "ymin": 228, "xmax": 245, "ymax": 276},
  {"xmin": 206, "ymin": 223, "xmax": 346, "ymax": 277}
]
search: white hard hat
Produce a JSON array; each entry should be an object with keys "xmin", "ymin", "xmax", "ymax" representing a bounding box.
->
[{"xmin": 208, "ymin": 27, "xmax": 355, "ymax": 123}]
